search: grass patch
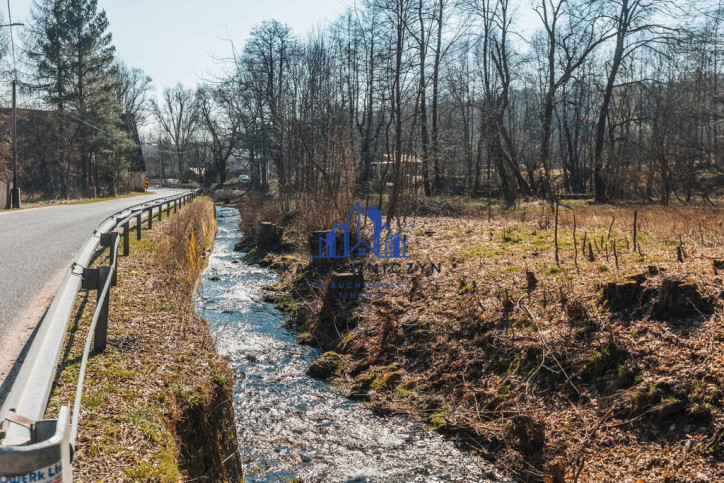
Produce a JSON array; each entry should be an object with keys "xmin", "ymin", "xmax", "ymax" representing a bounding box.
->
[
  {"xmin": 544, "ymin": 266, "xmax": 562, "ymax": 275},
  {"xmin": 275, "ymin": 293, "xmax": 300, "ymax": 314}
]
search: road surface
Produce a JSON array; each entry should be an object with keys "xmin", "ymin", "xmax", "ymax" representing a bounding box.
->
[{"xmin": 0, "ymin": 188, "xmax": 185, "ymax": 382}]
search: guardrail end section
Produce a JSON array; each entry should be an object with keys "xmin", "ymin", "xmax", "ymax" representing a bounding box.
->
[{"xmin": 0, "ymin": 406, "xmax": 72, "ymax": 482}]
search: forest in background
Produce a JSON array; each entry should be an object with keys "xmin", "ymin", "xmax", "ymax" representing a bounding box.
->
[
  {"xmin": 2, "ymin": 0, "xmax": 724, "ymax": 211},
  {"xmin": 0, "ymin": 0, "xmax": 155, "ymax": 199},
  {"xmin": 205, "ymin": 0, "xmax": 724, "ymax": 220}
]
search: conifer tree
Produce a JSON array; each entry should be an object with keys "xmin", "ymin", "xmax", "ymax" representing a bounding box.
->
[{"xmin": 28, "ymin": 0, "xmax": 130, "ymax": 196}]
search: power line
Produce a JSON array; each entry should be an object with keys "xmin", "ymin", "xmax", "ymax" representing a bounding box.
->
[
  {"xmin": 144, "ymin": 144, "xmax": 195, "ymax": 155},
  {"xmin": 60, "ymin": 110, "xmax": 114, "ymax": 137},
  {"xmin": 155, "ymin": 149, "xmax": 195, "ymax": 154}
]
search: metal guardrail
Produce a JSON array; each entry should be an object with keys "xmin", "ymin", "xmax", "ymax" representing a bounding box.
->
[{"xmin": 0, "ymin": 188, "xmax": 202, "ymax": 481}]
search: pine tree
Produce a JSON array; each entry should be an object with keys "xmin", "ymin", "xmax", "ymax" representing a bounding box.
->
[{"xmin": 28, "ymin": 0, "xmax": 131, "ymax": 197}]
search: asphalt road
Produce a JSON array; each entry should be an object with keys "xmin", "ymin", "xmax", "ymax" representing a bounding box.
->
[{"xmin": 0, "ymin": 188, "xmax": 185, "ymax": 378}]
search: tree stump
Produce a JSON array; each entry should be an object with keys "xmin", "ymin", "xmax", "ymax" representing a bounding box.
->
[
  {"xmin": 307, "ymin": 229, "xmax": 360, "ymax": 258},
  {"xmin": 329, "ymin": 272, "xmax": 365, "ymax": 300},
  {"xmin": 600, "ymin": 278, "xmax": 644, "ymax": 313},
  {"xmin": 651, "ymin": 278, "xmax": 715, "ymax": 320},
  {"xmin": 313, "ymin": 272, "xmax": 366, "ymax": 351},
  {"xmin": 258, "ymin": 221, "xmax": 283, "ymax": 249},
  {"xmin": 309, "ymin": 230, "xmax": 328, "ymax": 256}
]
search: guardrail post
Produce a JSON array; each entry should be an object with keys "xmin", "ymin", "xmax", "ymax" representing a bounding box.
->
[
  {"xmin": 109, "ymin": 234, "xmax": 118, "ymax": 275},
  {"xmin": 174, "ymin": 199, "xmax": 177, "ymax": 213},
  {"xmin": 136, "ymin": 214, "xmax": 142, "ymax": 240},
  {"xmin": 147, "ymin": 208, "xmax": 153, "ymax": 229},
  {"xmin": 122, "ymin": 221, "xmax": 130, "ymax": 257},
  {"xmin": 158, "ymin": 204, "xmax": 163, "ymax": 221},
  {"xmin": 166, "ymin": 201, "xmax": 171, "ymax": 217},
  {"xmin": 93, "ymin": 266, "xmax": 112, "ymax": 352},
  {"xmin": 100, "ymin": 232, "xmax": 119, "ymax": 287}
]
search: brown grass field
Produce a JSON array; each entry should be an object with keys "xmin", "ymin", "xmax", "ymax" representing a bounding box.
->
[{"xmin": 247, "ymin": 198, "xmax": 724, "ymax": 482}]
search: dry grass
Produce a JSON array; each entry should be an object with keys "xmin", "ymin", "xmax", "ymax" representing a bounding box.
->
[
  {"xmin": 157, "ymin": 200, "xmax": 216, "ymax": 287},
  {"xmin": 270, "ymin": 199, "xmax": 724, "ymax": 482},
  {"xmin": 239, "ymin": 191, "xmax": 352, "ymax": 248},
  {"xmin": 45, "ymin": 198, "xmax": 241, "ymax": 481},
  {"xmin": 238, "ymin": 192, "xmax": 285, "ymax": 241}
]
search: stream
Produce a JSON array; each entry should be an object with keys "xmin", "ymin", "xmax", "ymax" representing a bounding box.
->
[{"xmin": 196, "ymin": 206, "xmax": 503, "ymax": 482}]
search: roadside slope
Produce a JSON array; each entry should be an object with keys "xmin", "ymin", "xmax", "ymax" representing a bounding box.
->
[{"xmin": 45, "ymin": 198, "xmax": 242, "ymax": 481}]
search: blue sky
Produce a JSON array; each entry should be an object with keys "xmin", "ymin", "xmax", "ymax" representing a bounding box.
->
[
  {"xmin": 6, "ymin": 0, "xmax": 348, "ymax": 94},
  {"xmin": 3, "ymin": 0, "xmax": 544, "ymax": 109}
]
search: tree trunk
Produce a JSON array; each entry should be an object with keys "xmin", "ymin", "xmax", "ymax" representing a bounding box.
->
[
  {"xmin": 594, "ymin": 0, "xmax": 629, "ymax": 203},
  {"xmin": 430, "ymin": 0, "xmax": 443, "ymax": 193},
  {"xmin": 418, "ymin": 0, "xmax": 432, "ymax": 197}
]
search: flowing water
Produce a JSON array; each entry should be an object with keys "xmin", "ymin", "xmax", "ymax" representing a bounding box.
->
[{"xmin": 196, "ymin": 206, "xmax": 503, "ymax": 482}]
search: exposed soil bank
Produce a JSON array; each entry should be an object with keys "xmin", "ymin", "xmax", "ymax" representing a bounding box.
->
[
  {"xmin": 240, "ymin": 199, "xmax": 724, "ymax": 482},
  {"xmin": 45, "ymin": 198, "xmax": 243, "ymax": 481}
]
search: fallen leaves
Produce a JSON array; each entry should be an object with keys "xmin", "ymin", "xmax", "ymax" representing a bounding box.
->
[{"xmin": 279, "ymin": 200, "xmax": 724, "ymax": 481}]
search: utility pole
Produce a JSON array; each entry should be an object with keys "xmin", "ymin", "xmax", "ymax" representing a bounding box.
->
[
  {"xmin": 158, "ymin": 141, "xmax": 165, "ymax": 180},
  {"xmin": 11, "ymin": 78, "xmax": 19, "ymax": 208},
  {"xmin": 1, "ymin": 9, "xmax": 25, "ymax": 208}
]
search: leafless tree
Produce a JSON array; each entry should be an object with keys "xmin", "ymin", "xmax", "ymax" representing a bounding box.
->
[
  {"xmin": 197, "ymin": 83, "xmax": 243, "ymax": 184},
  {"xmin": 153, "ymin": 83, "xmax": 200, "ymax": 177}
]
